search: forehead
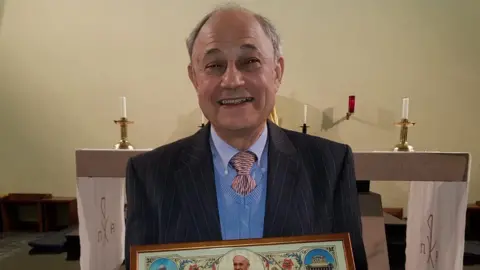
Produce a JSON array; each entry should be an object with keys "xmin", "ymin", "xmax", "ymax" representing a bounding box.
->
[{"xmin": 192, "ymin": 10, "xmax": 274, "ymax": 59}]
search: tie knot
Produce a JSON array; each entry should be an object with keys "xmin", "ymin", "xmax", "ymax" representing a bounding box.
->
[{"xmin": 230, "ymin": 151, "xmax": 257, "ymax": 175}]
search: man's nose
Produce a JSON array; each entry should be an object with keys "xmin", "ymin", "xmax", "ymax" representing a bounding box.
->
[{"xmin": 221, "ymin": 63, "xmax": 244, "ymax": 89}]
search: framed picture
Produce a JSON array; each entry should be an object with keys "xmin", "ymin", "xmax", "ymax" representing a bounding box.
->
[{"xmin": 130, "ymin": 233, "xmax": 355, "ymax": 270}]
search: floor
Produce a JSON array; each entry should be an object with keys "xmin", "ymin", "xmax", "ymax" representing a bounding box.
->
[
  {"xmin": 0, "ymin": 231, "xmax": 98, "ymax": 270},
  {"xmin": 0, "ymin": 232, "xmax": 479, "ymax": 270}
]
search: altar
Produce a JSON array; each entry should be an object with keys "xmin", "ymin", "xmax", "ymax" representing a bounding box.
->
[{"xmin": 75, "ymin": 149, "xmax": 470, "ymax": 270}]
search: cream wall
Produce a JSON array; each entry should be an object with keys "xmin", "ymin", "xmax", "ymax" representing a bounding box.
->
[{"xmin": 1, "ymin": 0, "xmax": 479, "ymax": 211}]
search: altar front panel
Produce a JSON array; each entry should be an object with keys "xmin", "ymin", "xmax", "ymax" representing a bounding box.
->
[
  {"xmin": 76, "ymin": 150, "xmax": 145, "ymax": 270},
  {"xmin": 77, "ymin": 177, "xmax": 125, "ymax": 270},
  {"xmin": 406, "ymin": 181, "xmax": 469, "ymax": 269}
]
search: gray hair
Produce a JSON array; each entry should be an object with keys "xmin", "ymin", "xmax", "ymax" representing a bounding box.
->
[{"xmin": 186, "ymin": 3, "xmax": 282, "ymax": 61}]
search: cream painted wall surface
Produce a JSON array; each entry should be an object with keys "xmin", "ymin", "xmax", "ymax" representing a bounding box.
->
[{"xmin": 0, "ymin": 0, "xmax": 479, "ymax": 211}]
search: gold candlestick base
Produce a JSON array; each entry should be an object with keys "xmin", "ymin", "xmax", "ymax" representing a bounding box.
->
[
  {"xmin": 393, "ymin": 118, "xmax": 415, "ymax": 152},
  {"xmin": 114, "ymin": 117, "xmax": 134, "ymax": 150},
  {"xmin": 114, "ymin": 140, "xmax": 134, "ymax": 150},
  {"xmin": 394, "ymin": 142, "xmax": 414, "ymax": 152}
]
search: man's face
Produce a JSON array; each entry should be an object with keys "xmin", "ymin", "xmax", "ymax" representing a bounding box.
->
[
  {"xmin": 188, "ymin": 10, "xmax": 284, "ymax": 132},
  {"xmin": 232, "ymin": 255, "xmax": 249, "ymax": 270}
]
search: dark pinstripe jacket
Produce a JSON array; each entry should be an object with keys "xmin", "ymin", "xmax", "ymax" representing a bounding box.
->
[{"xmin": 125, "ymin": 121, "xmax": 368, "ymax": 269}]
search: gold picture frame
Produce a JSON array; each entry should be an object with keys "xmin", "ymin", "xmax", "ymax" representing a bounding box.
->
[{"xmin": 130, "ymin": 233, "xmax": 355, "ymax": 270}]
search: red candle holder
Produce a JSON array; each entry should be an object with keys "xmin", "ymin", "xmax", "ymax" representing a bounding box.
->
[{"xmin": 346, "ymin": 95, "xmax": 355, "ymax": 120}]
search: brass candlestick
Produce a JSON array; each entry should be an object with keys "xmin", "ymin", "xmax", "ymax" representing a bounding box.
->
[
  {"xmin": 113, "ymin": 117, "xmax": 134, "ymax": 149},
  {"xmin": 299, "ymin": 123, "xmax": 309, "ymax": 134},
  {"xmin": 393, "ymin": 118, "xmax": 415, "ymax": 152}
]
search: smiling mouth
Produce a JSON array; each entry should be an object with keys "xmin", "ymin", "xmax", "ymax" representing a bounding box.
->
[{"xmin": 217, "ymin": 97, "xmax": 254, "ymax": 106}]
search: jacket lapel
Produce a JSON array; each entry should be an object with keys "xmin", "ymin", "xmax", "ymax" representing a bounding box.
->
[
  {"xmin": 172, "ymin": 121, "xmax": 314, "ymax": 241},
  {"xmin": 263, "ymin": 121, "xmax": 315, "ymax": 237},
  {"xmin": 173, "ymin": 124, "xmax": 222, "ymax": 242}
]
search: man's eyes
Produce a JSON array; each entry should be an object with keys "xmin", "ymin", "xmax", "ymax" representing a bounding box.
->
[
  {"xmin": 205, "ymin": 63, "xmax": 223, "ymax": 69},
  {"xmin": 244, "ymin": 58, "xmax": 260, "ymax": 64},
  {"xmin": 204, "ymin": 58, "xmax": 261, "ymax": 70}
]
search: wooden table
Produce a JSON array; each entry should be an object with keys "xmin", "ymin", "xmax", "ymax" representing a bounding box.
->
[
  {"xmin": 0, "ymin": 194, "xmax": 78, "ymax": 232},
  {"xmin": 384, "ymin": 213, "xmax": 406, "ymax": 225},
  {"xmin": 0, "ymin": 194, "xmax": 5, "ymax": 236},
  {"xmin": 42, "ymin": 197, "xmax": 78, "ymax": 232},
  {"xmin": 466, "ymin": 203, "xmax": 480, "ymax": 241},
  {"xmin": 0, "ymin": 193, "xmax": 52, "ymax": 232}
]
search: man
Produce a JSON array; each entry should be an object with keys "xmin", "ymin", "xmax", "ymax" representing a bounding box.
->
[
  {"xmin": 125, "ymin": 4, "xmax": 367, "ymax": 270},
  {"xmin": 233, "ymin": 255, "xmax": 250, "ymax": 270}
]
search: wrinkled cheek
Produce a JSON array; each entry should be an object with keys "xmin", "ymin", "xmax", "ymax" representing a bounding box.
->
[
  {"xmin": 198, "ymin": 97, "xmax": 213, "ymax": 112},
  {"xmin": 196, "ymin": 91, "xmax": 217, "ymax": 118},
  {"xmin": 253, "ymin": 91, "xmax": 269, "ymax": 110},
  {"xmin": 252, "ymin": 98, "xmax": 264, "ymax": 111},
  {"xmin": 196, "ymin": 87, "xmax": 210, "ymax": 103}
]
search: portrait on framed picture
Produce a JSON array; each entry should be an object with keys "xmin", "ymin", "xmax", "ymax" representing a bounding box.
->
[{"xmin": 130, "ymin": 233, "xmax": 355, "ymax": 270}]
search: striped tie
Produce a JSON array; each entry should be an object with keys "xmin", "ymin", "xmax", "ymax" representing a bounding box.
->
[{"xmin": 230, "ymin": 151, "xmax": 257, "ymax": 196}]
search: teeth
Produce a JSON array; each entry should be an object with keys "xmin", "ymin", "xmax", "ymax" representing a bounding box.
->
[{"xmin": 219, "ymin": 97, "xmax": 253, "ymax": 105}]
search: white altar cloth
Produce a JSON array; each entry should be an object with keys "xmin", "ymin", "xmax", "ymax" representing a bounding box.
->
[{"xmin": 405, "ymin": 153, "xmax": 471, "ymax": 270}]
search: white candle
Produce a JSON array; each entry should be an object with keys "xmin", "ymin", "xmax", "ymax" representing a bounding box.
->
[
  {"xmin": 303, "ymin": 104, "xmax": 308, "ymax": 124},
  {"xmin": 201, "ymin": 113, "xmax": 205, "ymax": 124},
  {"xmin": 120, "ymin": 97, "xmax": 127, "ymax": 118},
  {"xmin": 401, "ymin": 97, "xmax": 409, "ymax": 119}
]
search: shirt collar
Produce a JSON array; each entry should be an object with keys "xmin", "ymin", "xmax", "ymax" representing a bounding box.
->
[{"xmin": 210, "ymin": 123, "xmax": 268, "ymax": 170}]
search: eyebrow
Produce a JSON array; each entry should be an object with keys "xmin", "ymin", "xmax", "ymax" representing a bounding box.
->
[{"xmin": 203, "ymin": 43, "xmax": 260, "ymax": 58}]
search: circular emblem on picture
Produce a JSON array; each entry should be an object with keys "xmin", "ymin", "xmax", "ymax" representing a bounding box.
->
[
  {"xmin": 304, "ymin": 248, "xmax": 336, "ymax": 269},
  {"xmin": 148, "ymin": 258, "xmax": 178, "ymax": 270}
]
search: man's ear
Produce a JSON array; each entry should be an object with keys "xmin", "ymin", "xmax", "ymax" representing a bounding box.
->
[
  {"xmin": 188, "ymin": 64, "xmax": 198, "ymax": 90},
  {"xmin": 274, "ymin": 56, "xmax": 285, "ymax": 87}
]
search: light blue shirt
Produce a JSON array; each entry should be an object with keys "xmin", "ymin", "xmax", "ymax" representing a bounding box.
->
[{"xmin": 210, "ymin": 125, "xmax": 268, "ymax": 240}]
